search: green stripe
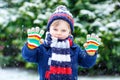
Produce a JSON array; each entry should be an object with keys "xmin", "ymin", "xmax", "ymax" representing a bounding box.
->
[
  {"xmin": 28, "ymin": 33, "xmax": 41, "ymax": 37},
  {"xmin": 28, "ymin": 39, "xmax": 40, "ymax": 46},
  {"xmin": 85, "ymin": 44, "xmax": 98, "ymax": 50}
]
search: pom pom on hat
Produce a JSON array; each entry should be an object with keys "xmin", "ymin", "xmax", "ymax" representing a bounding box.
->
[{"xmin": 47, "ymin": 5, "xmax": 74, "ymax": 33}]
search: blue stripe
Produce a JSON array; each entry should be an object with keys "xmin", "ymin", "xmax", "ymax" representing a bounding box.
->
[
  {"xmin": 50, "ymin": 74, "xmax": 72, "ymax": 80},
  {"xmin": 52, "ymin": 47, "xmax": 70, "ymax": 54},
  {"xmin": 51, "ymin": 60, "xmax": 71, "ymax": 67}
]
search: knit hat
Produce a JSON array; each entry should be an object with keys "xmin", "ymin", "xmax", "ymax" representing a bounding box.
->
[{"xmin": 47, "ymin": 5, "xmax": 74, "ymax": 33}]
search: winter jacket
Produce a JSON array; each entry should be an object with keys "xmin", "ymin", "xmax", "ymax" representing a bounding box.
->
[{"xmin": 22, "ymin": 43, "xmax": 97, "ymax": 80}]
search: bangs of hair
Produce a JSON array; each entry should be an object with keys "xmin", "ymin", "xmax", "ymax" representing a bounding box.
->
[{"xmin": 51, "ymin": 19, "xmax": 70, "ymax": 27}]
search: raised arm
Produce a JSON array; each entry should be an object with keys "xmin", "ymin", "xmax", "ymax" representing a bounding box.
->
[
  {"xmin": 78, "ymin": 33, "xmax": 101, "ymax": 68},
  {"xmin": 22, "ymin": 27, "xmax": 44, "ymax": 63}
]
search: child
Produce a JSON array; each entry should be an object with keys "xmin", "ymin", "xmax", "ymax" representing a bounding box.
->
[{"xmin": 22, "ymin": 5, "xmax": 101, "ymax": 80}]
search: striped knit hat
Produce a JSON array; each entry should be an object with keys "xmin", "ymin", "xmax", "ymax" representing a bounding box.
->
[{"xmin": 47, "ymin": 5, "xmax": 74, "ymax": 33}]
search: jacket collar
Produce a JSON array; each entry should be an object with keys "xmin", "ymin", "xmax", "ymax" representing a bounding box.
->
[{"xmin": 70, "ymin": 43, "xmax": 77, "ymax": 56}]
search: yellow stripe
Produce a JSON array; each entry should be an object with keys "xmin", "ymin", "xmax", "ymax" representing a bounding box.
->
[
  {"xmin": 27, "ymin": 44, "xmax": 36, "ymax": 49},
  {"xmin": 88, "ymin": 42, "xmax": 99, "ymax": 46},
  {"xmin": 28, "ymin": 37, "xmax": 40, "ymax": 41}
]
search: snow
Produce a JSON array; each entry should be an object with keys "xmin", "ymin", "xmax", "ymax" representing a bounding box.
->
[
  {"xmin": 0, "ymin": 9, "xmax": 9, "ymax": 27},
  {"xmin": 0, "ymin": 9, "xmax": 19, "ymax": 27},
  {"xmin": 11, "ymin": 0, "xmax": 23, "ymax": 4},
  {"xmin": 48, "ymin": 0, "xmax": 58, "ymax": 6},
  {"xmin": 23, "ymin": 2, "xmax": 38, "ymax": 8},
  {"xmin": 38, "ymin": 14, "xmax": 47, "ymax": 20},
  {"xmin": 0, "ymin": 68, "xmax": 39, "ymax": 80},
  {"xmin": 45, "ymin": 10, "xmax": 52, "ymax": 18},
  {"xmin": 90, "ymin": 18, "xmax": 109, "ymax": 32},
  {"xmin": 115, "ymin": 28, "xmax": 120, "ymax": 35},
  {"xmin": 94, "ymin": 1, "xmax": 120, "ymax": 16},
  {"xmin": 11, "ymin": 15, "xmax": 19, "ymax": 22},
  {"xmin": 113, "ymin": 38, "xmax": 120, "ymax": 42},
  {"xmin": 99, "ymin": 26, "xmax": 108, "ymax": 32},
  {"xmin": 61, "ymin": 0, "xmax": 69, "ymax": 5},
  {"xmin": 26, "ymin": 11, "xmax": 35, "ymax": 18},
  {"xmin": 80, "ymin": 10, "xmax": 96, "ymax": 19},
  {"xmin": 0, "ymin": 68, "xmax": 120, "ymax": 80},
  {"xmin": 31, "ymin": 0, "xmax": 42, "ymax": 3},
  {"xmin": 74, "ymin": 22, "xmax": 84, "ymax": 28},
  {"xmin": 19, "ymin": 2, "xmax": 40, "ymax": 12},
  {"xmin": 0, "ymin": 0, "xmax": 7, "ymax": 7},
  {"xmin": 91, "ymin": 19, "xmax": 103, "ymax": 27},
  {"xmin": 34, "ymin": 19, "xmax": 41, "ymax": 24},
  {"xmin": 23, "ymin": 1, "xmax": 45, "ymax": 8},
  {"xmin": 106, "ymin": 20, "xmax": 120, "ymax": 30}
]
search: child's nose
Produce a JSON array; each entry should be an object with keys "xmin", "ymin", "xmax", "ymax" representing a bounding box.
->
[{"xmin": 57, "ymin": 31, "xmax": 61, "ymax": 35}]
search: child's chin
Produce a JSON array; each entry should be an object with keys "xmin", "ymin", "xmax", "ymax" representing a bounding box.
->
[{"xmin": 58, "ymin": 37, "xmax": 68, "ymax": 41}]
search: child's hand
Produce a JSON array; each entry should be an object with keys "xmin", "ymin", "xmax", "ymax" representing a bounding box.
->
[
  {"xmin": 27, "ymin": 27, "xmax": 44, "ymax": 49},
  {"xmin": 44, "ymin": 32, "xmax": 58, "ymax": 46},
  {"xmin": 84, "ymin": 33, "xmax": 101, "ymax": 56}
]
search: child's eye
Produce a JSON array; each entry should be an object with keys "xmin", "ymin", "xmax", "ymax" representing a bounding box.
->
[
  {"xmin": 62, "ymin": 30, "xmax": 66, "ymax": 32},
  {"xmin": 53, "ymin": 28, "xmax": 57, "ymax": 31}
]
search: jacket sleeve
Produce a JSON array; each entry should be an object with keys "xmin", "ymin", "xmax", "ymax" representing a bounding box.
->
[
  {"xmin": 22, "ymin": 43, "xmax": 42, "ymax": 63},
  {"xmin": 78, "ymin": 47, "xmax": 97, "ymax": 68}
]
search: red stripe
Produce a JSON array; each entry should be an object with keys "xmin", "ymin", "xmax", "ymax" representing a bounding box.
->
[
  {"xmin": 87, "ymin": 50, "xmax": 96, "ymax": 53},
  {"xmin": 27, "ymin": 43, "xmax": 37, "ymax": 49},
  {"xmin": 50, "ymin": 66, "xmax": 72, "ymax": 74},
  {"xmin": 45, "ymin": 71, "xmax": 50, "ymax": 79},
  {"xmin": 87, "ymin": 41, "xmax": 99, "ymax": 45},
  {"xmin": 28, "ymin": 35, "xmax": 41, "ymax": 39},
  {"xmin": 49, "ymin": 13, "xmax": 74, "ymax": 24},
  {"xmin": 68, "ymin": 38, "xmax": 73, "ymax": 46},
  {"xmin": 45, "ymin": 66, "xmax": 72, "ymax": 79}
]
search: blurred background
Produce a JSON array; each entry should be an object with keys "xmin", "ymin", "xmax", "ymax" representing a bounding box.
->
[{"xmin": 0, "ymin": 0, "xmax": 120, "ymax": 80}]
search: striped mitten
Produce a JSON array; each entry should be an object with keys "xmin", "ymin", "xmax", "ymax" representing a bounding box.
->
[
  {"xmin": 27, "ymin": 27, "xmax": 44, "ymax": 49},
  {"xmin": 84, "ymin": 33, "xmax": 101, "ymax": 56}
]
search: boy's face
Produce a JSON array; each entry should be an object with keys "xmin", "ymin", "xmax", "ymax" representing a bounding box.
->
[{"xmin": 49, "ymin": 20, "xmax": 71, "ymax": 40}]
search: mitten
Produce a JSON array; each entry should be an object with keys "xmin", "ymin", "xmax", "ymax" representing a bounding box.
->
[
  {"xmin": 44, "ymin": 32, "xmax": 58, "ymax": 47},
  {"xmin": 84, "ymin": 33, "xmax": 101, "ymax": 56},
  {"xmin": 27, "ymin": 27, "xmax": 44, "ymax": 49}
]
